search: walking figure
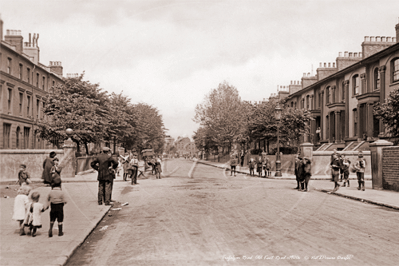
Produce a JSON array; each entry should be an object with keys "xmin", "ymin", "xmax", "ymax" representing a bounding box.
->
[
  {"xmin": 248, "ymin": 158, "xmax": 256, "ymax": 176},
  {"xmin": 341, "ymin": 154, "xmax": 351, "ymax": 187},
  {"xmin": 47, "ymin": 177, "xmax": 67, "ymax": 237},
  {"xmin": 354, "ymin": 151, "xmax": 366, "ymax": 191}
]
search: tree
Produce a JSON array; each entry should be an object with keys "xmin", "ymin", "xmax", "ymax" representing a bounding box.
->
[
  {"xmin": 129, "ymin": 103, "xmax": 166, "ymax": 154},
  {"xmin": 374, "ymin": 87, "xmax": 399, "ymax": 144},
  {"xmin": 40, "ymin": 73, "xmax": 110, "ymax": 153},
  {"xmin": 193, "ymin": 126, "xmax": 218, "ymax": 154},
  {"xmin": 247, "ymin": 101, "xmax": 277, "ymax": 153},
  {"xmin": 280, "ymin": 107, "xmax": 312, "ymax": 147},
  {"xmin": 194, "ymin": 81, "xmax": 247, "ymax": 150}
]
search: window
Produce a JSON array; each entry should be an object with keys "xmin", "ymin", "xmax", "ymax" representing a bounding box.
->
[
  {"xmin": 16, "ymin": 127, "xmax": 20, "ymax": 149},
  {"xmin": 36, "ymin": 73, "xmax": 39, "ymax": 88},
  {"xmin": 392, "ymin": 58, "xmax": 399, "ymax": 83},
  {"xmin": 19, "ymin": 93, "xmax": 23, "ymax": 115},
  {"xmin": 352, "ymin": 74, "xmax": 359, "ymax": 95},
  {"xmin": 306, "ymin": 95, "xmax": 309, "ymax": 109},
  {"xmin": 3, "ymin": 123, "xmax": 11, "ymax": 149},
  {"xmin": 42, "ymin": 102, "xmax": 45, "ymax": 120},
  {"xmin": 326, "ymin": 87, "xmax": 330, "ymax": 104},
  {"xmin": 24, "ymin": 127, "xmax": 30, "ymax": 149},
  {"xmin": 42, "ymin": 76, "xmax": 45, "ymax": 90},
  {"xmin": 342, "ymin": 82, "xmax": 345, "ymax": 101},
  {"xmin": 7, "ymin": 88, "xmax": 12, "ymax": 112},
  {"xmin": 36, "ymin": 99, "xmax": 40, "ymax": 119},
  {"xmin": 27, "ymin": 68, "xmax": 30, "ymax": 83},
  {"xmin": 27, "ymin": 95, "xmax": 31, "ymax": 117},
  {"xmin": 7, "ymin": 58, "xmax": 12, "ymax": 74},
  {"xmin": 353, "ymin": 109, "xmax": 358, "ymax": 136},
  {"xmin": 19, "ymin": 64, "xmax": 23, "ymax": 79},
  {"xmin": 374, "ymin": 68, "xmax": 380, "ymax": 90}
]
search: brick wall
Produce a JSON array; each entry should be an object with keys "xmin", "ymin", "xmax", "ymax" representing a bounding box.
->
[{"xmin": 382, "ymin": 146, "xmax": 399, "ymax": 192}]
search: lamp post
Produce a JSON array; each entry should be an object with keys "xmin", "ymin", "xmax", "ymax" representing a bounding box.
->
[{"xmin": 275, "ymin": 103, "xmax": 282, "ymax": 177}]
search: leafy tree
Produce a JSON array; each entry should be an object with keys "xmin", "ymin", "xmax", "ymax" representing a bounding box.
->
[
  {"xmin": 193, "ymin": 126, "xmax": 218, "ymax": 154},
  {"xmin": 280, "ymin": 107, "xmax": 312, "ymax": 147},
  {"xmin": 374, "ymin": 87, "xmax": 399, "ymax": 144},
  {"xmin": 40, "ymin": 73, "xmax": 110, "ymax": 153},
  {"xmin": 247, "ymin": 101, "xmax": 277, "ymax": 153},
  {"xmin": 130, "ymin": 103, "xmax": 166, "ymax": 154},
  {"xmin": 194, "ymin": 81, "xmax": 247, "ymax": 150}
]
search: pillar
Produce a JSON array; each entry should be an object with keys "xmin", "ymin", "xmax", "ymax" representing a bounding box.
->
[
  {"xmin": 344, "ymin": 80, "xmax": 350, "ymax": 139},
  {"xmin": 321, "ymin": 90, "xmax": 324, "ymax": 141},
  {"xmin": 335, "ymin": 111, "xmax": 341, "ymax": 142},
  {"xmin": 369, "ymin": 139, "xmax": 393, "ymax": 190},
  {"xmin": 367, "ymin": 102, "xmax": 374, "ymax": 141},
  {"xmin": 62, "ymin": 137, "xmax": 77, "ymax": 178},
  {"xmin": 379, "ymin": 66, "xmax": 386, "ymax": 137},
  {"xmin": 357, "ymin": 103, "xmax": 361, "ymax": 140},
  {"xmin": 360, "ymin": 73, "xmax": 367, "ymax": 94},
  {"xmin": 300, "ymin": 142, "xmax": 314, "ymax": 161}
]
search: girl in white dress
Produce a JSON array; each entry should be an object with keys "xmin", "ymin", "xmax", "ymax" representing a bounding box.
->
[{"xmin": 12, "ymin": 184, "xmax": 31, "ymax": 235}]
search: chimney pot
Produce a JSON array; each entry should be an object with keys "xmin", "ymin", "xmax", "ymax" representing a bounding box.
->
[
  {"xmin": 339, "ymin": 52, "xmax": 342, "ymax": 57},
  {"xmin": 376, "ymin": 36, "xmax": 381, "ymax": 42},
  {"xmin": 308, "ymin": 72, "xmax": 310, "ymax": 76},
  {"xmin": 365, "ymin": 36, "xmax": 370, "ymax": 42},
  {"xmin": 381, "ymin": 36, "xmax": 386, "ymax": 42},
  {"xmin": 370, "ymin": 36, "xmax": 375, "ymax": 42},
  {"xmin": 349, "ymin": 52, "xmax": 353, "ymax": 57},
  {"xmin": 333, "ymin": 62, "xmax": 336, "ymax": 67},
  {"xmin": 324, "ymin": 63, "xmax": 326, "ymax": 67},
  {"xmin": 354, "ymin": 52, "xmax": 357, "ymax": 57},
  {"xmin": 387, "ymin": 37, "xmax": 392, "ymax": 42},
  {"xmin": 328, "ymin": 62, "xmax": 331, "ymax": 67},
  {"xmin": 344, "ymin": 51, "xmax": 348, "ymax": 57}
]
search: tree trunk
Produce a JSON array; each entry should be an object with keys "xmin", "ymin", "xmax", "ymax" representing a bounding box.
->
[{"xmin": 85, "ymin": 142, "xmax": 89, "ymax": 155}]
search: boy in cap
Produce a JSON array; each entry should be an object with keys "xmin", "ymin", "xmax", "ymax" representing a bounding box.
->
[
  {"xmin": 47, "ymin": 177, "xmax": 67, "ymax": 237},
  {"xmin": 354, "ymin": 151, "xmax": 366, "ymax": 191}
]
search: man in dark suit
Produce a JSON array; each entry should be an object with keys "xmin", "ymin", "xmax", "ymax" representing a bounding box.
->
[{"xmin": 91, "ymin": 147, "xmax": 118, "ymax": 205}]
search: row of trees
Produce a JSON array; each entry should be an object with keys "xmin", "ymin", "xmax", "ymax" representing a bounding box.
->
[
  {"xmin": 39, "ymin": 73, "xmax": 166, "ymax": 154},
  {"xmin": 193, "ymin": 82, "xmax": 313, "ymax": 155}
]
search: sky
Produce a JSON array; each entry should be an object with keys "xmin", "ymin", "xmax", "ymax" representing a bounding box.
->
[{"xmin": 1, "ymin": 0, "xmax": 399, "ymax": 140}]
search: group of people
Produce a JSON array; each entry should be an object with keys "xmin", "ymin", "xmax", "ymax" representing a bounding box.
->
[
  {"xmin": 13, "ymin": 151, "xmax": 67, "ymax": 238},
  {"xmin": 247, "ymin": 154, "xmax": 272, "ymax": 178},
  {"xmin": 330, "ymin": 150, "xmax": 366, "ymax": 193}
]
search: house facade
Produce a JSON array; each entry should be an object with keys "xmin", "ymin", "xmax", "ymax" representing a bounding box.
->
[
  {"xmin": 0, "ymin": 19, "xmax": 64, "ymax": 150},
  {"xmin": 282, "ymin": 21, "xmax": 399, "ymax": 151}
]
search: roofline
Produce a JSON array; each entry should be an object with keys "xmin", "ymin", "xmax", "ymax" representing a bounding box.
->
[{"xmin": 286, "ymin": 42, "xmax": 399, "ymax": 100}]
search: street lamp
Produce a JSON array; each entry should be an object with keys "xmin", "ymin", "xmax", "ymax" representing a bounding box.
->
[{"xmin": 275, "ymin": 103, "xmax": 282, "ymax": 177}]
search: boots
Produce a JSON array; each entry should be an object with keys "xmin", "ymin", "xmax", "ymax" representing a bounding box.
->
[
  {"xmin": 20, "ymin": 227, "xmax": 26, "ymax": 236},
  {"xmin": 362, "ymin": 181, "xmax": 365, "ymax": 191},
  {"xmin": 32, "ymin": 227, "xmax": 37, "ymax": 237},
  {"xmin": 49, "ymin": 222, "xmax": 54, "ymax": 237},
  {"xmin": 58, "ymin": 224, "xmax": 63, "ymax": 236}
]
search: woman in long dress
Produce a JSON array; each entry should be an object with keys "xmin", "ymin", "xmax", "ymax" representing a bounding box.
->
[{"xmin": 42, "ymin": 151, "xmax": 57, "ymax": 185}]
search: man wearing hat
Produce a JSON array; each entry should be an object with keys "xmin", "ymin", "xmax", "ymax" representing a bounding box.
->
[{"xmin": 90, "ymin": 147, "xmax": 119, "ymax": 205}]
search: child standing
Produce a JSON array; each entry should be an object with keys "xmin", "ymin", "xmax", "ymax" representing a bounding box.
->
[
  {"xmin": 47, "ymin": 177, "xmax": 67, "ymax": 237},
  {"xmin": 256, "ymin": 156, "xmax": 263, "ymax": 177},
  {"xmin": 12, "ymin": 185, "xmax": 31, "ymax": 235},
  {"xmin": 155, "ymin": 157, "xmax": 162, "ymax": 179},
  {"xmin": 354, "ymin": 151, "xmax": 366, "ymax": 191},
  {"xmin": 230, "ymin": 154, "xmax": 238, "ymax": 176},
  {"xmin": 50, "ymin": 158, "xmax": 61, "ymax": 186},
  {"xmin": 341, "ymin": 154, "xmax": 351, "ymax": 187},
  {"xmin": 248, "ymin": 158, "xmax": 256, "ymax": 176},
  {"xmin": 17, "ymin": 164, "xmax": 31, "ymax": 186},
  {"xmin": 330, "ymin": 153, "xmax": 341, "ymax": 193},
  {"xmin": 24, "ymin": 191, "xmax": 47, "ymax": 237}
]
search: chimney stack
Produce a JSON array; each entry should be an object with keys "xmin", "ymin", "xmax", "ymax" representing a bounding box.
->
[
  {"xmin": 396, "ymin": 17, "xmax": 399, "ymax": 43},
  {"xmin": 5, "ymin": 29, "xmax": 23, "ymax": 54}
]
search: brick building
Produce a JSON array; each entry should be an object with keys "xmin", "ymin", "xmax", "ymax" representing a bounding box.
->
[
  {"xmin": 0, "ymin": 18, "xmax": 64, "ymax": 149},
  {"xmin": 279, "ymin": 20, "xmax": 399, "ymax": 151}
]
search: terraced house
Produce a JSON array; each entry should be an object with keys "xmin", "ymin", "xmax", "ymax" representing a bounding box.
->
[
  {"xmin": 0, "ymin": 18, "xmax": 64, "ymax": 150},
  {"xmin": 282, "ymin": 20, "xmax": 399, "ymax": 152}
]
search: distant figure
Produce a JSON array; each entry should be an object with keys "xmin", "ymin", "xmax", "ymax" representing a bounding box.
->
[
  {"xmin": 330, "ymin": 153, "xmax": 341, "ymax": 193},
  {"xmin": 341, "ymin": 154, "xmax": 351, "ymax": 187},
  {"xmin": 230, "ymin": 153, "xmax": 238, "ymax": 176},
  {"xmin": 294, "ymin": 153, "xmax": 302, "ymax": 189},
  {"xmin": 300, "ymin": 157, "xmax": 312, "ymax": 192},
  {"xmin": 248, "ymin": 158, "xmax": 256, "ymax": 176}
]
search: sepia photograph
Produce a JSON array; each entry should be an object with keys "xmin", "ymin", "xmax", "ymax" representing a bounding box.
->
[{"xmin": 0, "ymin": 0, "xmax": 399, "ymax": 265}]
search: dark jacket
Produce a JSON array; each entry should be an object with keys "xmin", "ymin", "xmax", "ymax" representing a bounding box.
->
[{"xmin": 91, "ymin": 153, "xmax": 119, "ymax": 181}]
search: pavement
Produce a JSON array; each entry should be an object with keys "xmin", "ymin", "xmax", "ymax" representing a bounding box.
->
[
  {"xmin": 1, "ymin": 159, "xmax": 398, "ymax": 266},
  {"xmin": 0, "ymin": 170, "xmax": 132, "ymax": 266},
  {"xmin": 194, "ymin": 158, "xmax": 399, "ymax": 210}
]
